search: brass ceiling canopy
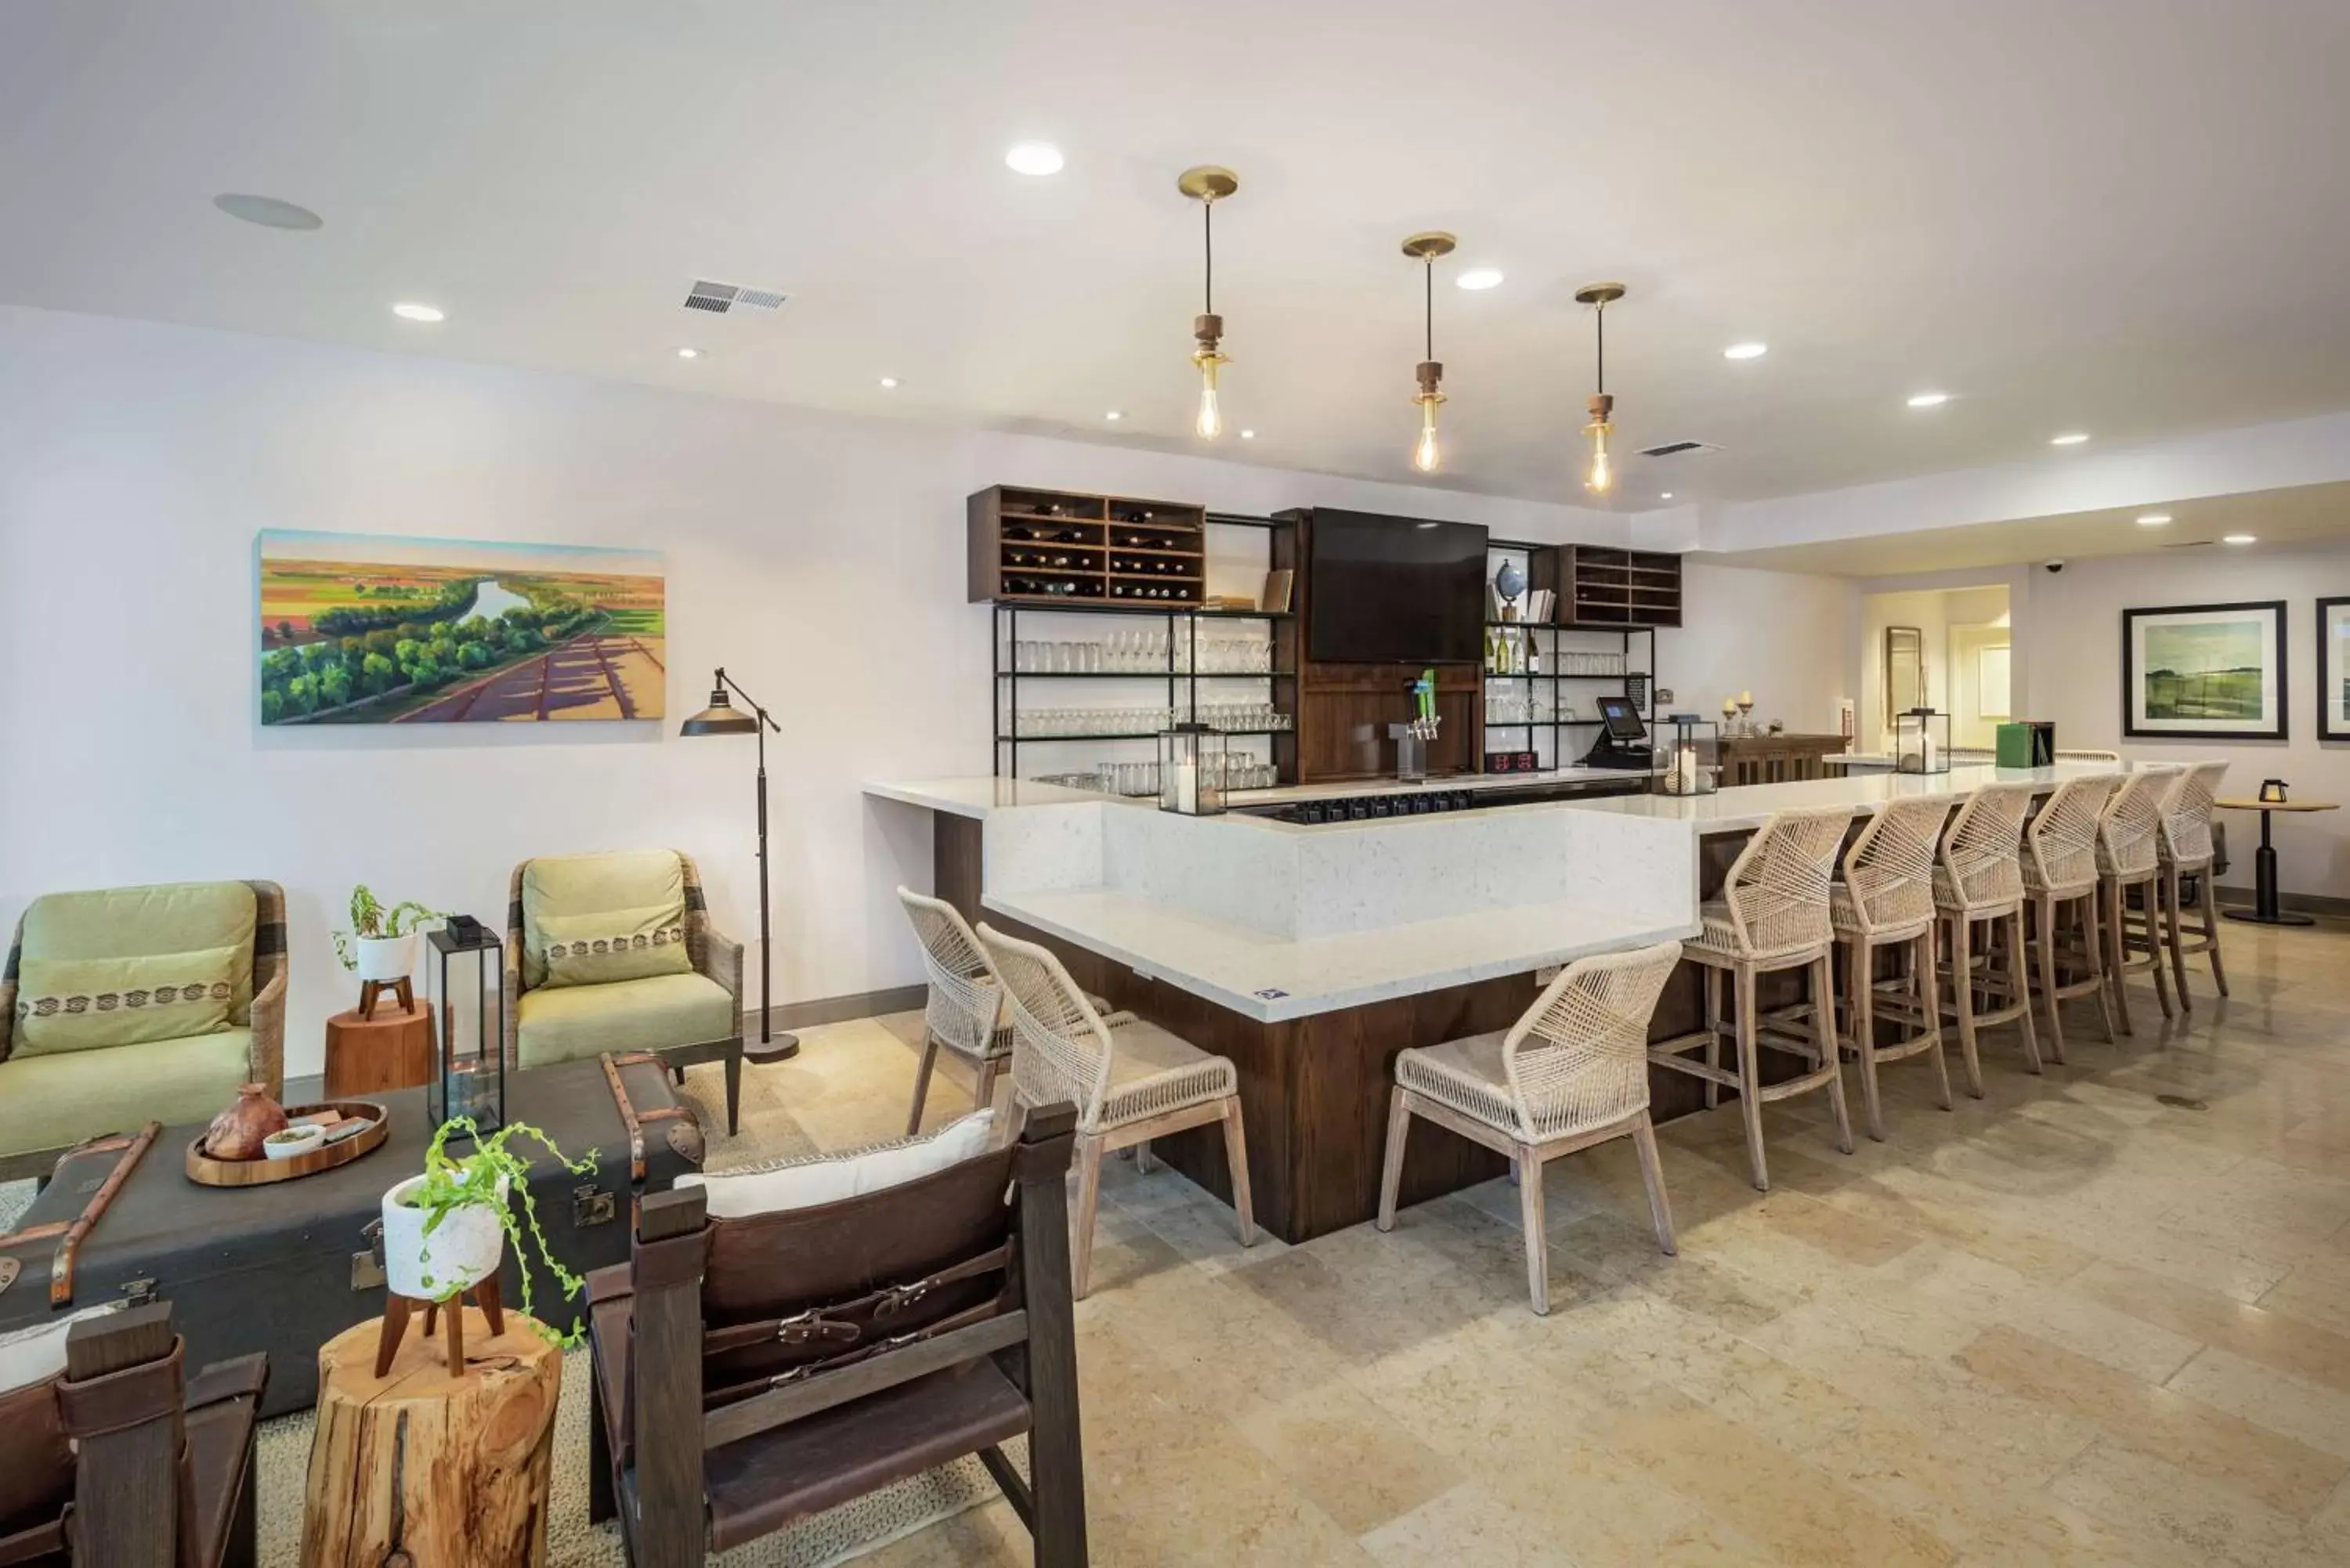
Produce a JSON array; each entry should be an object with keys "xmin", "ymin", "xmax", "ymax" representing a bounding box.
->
[
  {"xmin": 1400, "ymin": 230, "xmax": 1457, "ymax": 261},
  {"xmin": 1573, "ymin": 281, "xmax": 1627, "ymax": 308},
  {"xmin": 1177, "ymin": 165, "xmax": 1239, "ymax": 201}
]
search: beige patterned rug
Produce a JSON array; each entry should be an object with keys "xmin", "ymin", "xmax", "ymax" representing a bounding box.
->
[{"xmin": 4, "ymin": 1013, "xmax": 1012, "ymax": 1566}]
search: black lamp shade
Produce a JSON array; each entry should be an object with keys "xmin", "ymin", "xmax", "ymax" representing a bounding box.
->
[{"xmin": 681, "ymin": 678, "xmax": 758, "ymax": 736}]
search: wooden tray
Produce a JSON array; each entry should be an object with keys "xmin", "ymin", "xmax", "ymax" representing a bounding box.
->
[{"xmin": 186, "ymin": 1100, "xmax": 389, "ymax": 1187}]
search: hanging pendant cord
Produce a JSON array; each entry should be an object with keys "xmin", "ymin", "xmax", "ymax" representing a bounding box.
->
[
  {"xmin": 1424, "ymin": 261, "xmax": 1434, "ymax": 361},
  {"xmin": 1202, "ymin": 201, "xmax": 1213, "ymax": 315},
  {"xmin": 1596, "ymin": 302, "xmax": 1607, "ymax": 396}
]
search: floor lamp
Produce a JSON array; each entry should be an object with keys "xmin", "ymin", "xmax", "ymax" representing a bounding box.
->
[{"xmin": 682, "ymin": 668, "xmax": 796, "ymax": 1058}]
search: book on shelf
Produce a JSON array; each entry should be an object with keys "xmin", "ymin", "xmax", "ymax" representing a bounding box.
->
[{"xmin": 1260, "ymin": 569, "xmax": 1294, "ymax": 613}]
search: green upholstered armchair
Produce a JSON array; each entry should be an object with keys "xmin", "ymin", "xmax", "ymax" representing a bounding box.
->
[
  {"xmin": 0, "ymin": 880, "xmax": 287, "ymax": 1183},
  {"xmin": 504, "ymin": 849, "xmax": 747, "ymax": 1135}
]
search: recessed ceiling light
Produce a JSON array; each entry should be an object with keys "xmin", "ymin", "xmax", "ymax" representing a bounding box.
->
[
  {"xmin": 878, "ymin": 376, "xmax": 900, "ymax": 389},
  {"xmin": 1660, "ymin": 492, "xmax": 1674, "ymax": 500},
  {"xmin": 1104, "ymin": 410, "xmax": 1123, "ymax": 421},
  {"xmin": 2136, "ymin": 513, "xmax": 2171, "ymax": 526},
  {"xmin": 1454, "ymin": 269, "xmax": 1504, "ymax": 291},
  {"xmin": 212, "ymin": 193, "xmax": 323, "ymax": 230},
  {"xmin": 2223, "ymin": 533, "xmax": 2256, "ymax": 545},
  {"xmin": 1005, "ymin": 142, "xmax": 1065, "ymax": 176},
  {"xmin": 1240, "ymin": 428, "xmax": 1256, "ymax": 439},
  {"xmin": 1906, "ymin": 391, "xmax": 1950, "ymax": 408},
  {"xmin": 2050, "ymin": 432, "xmax": 2090, "ymax": 446},
  {"xmin": 390, "ymin": 302, "xmax": 445, "ymax": 323},
  {"xmin": 1723, "ymin": 341, "xmax": 1768, "ymax": 360},
  {"xmin": 675, "ymin": 347, "xmax": 701, "ymax": 360}
]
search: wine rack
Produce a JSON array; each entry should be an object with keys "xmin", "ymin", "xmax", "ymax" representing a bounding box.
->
[{"xmin": 969, "ymin": 486, "xmax": 1205, "ymax": 605}]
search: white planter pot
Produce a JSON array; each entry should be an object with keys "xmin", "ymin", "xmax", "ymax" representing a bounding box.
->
[
  {"xmin": 356, "ymin": 933, "xmax": 418, "ymax": 983},
  {"xmin": 381, "ymin": 1175, "xmax": 507, "ymax": 1301}
]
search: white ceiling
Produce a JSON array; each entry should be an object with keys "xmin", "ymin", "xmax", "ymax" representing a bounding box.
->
[
  {"xmin": 6, "ymin": 0, "xmax": 2350, "ymax": 510},
  {"xmin": 1705, "ymin": 481, "xmax": 2350, "ymax": 576}
]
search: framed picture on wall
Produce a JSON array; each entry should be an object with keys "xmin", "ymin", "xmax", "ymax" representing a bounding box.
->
[
  {"xmin": 2120, "ymin": 600, "xmax": 2287, "ymax": 741},
  {"xmin": 2319, "ymin": 598, "xmax": 2350, "ymax": 741}
]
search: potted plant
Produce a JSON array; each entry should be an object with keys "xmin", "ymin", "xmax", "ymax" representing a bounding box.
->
[
  {"xmin": 333, "ymin": 884, "xmax": 447, "ymax": 985},
  {"xmin": 379, "ymin": 1117, "xmax": 598, "ymax": 1345}
]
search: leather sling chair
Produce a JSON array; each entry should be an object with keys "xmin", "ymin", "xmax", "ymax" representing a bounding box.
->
[
  {"xmin": 587, "ymin": 1102, "xmax": 1089, "ymax": 1566},
  {"xmin": 0, "ymin": 1302, "xmax": 266, "ymax": 1568}
]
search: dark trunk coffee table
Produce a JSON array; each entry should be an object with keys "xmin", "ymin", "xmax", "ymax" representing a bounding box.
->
[{"xmin": 0, "ymin": 1053, "xmax": 702, "ymax": 1416}]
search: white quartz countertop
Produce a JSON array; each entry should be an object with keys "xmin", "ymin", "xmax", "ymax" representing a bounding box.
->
[
  {"xmin": 866, "ymin": 766, "xmax": 1639, "ymax": 819},
  {"xmin": 1567, "ymin": 761, "xmax": 2146, "ymax": 833},
  {"xmin": 984, "ymin": 887, "xmax": 1698, "ymax": 1024}
]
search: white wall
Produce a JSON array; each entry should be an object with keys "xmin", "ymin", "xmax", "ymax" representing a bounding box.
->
[
  {"xmin": 0, "ymin": 305, "xmax": 1854, "ymax": 1074},
  {"xmin": 1857, "ymin": 583, "xmax": 2010, "ymax": 750},
  {"xmin": 2019, "ymin": 544, "xmax": 2350, "ymax": 899},
  {"xmin": 1658, "ymin": 563, "xmax": 1860, "ymax": 735}
]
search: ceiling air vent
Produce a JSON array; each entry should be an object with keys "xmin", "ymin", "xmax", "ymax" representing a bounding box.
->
[
  {"xmin": 1638, "ymin": 439, "xmax": 1719, "ymax": 459},
  {"xmin": 682, "ymin": 279, "xmax": 789, "ymax": 314}
]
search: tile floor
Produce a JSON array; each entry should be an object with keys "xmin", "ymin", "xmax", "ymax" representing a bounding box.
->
[{"xmin": 768, "ymin": 916, "xmax": 2350, "ymax": 1566}]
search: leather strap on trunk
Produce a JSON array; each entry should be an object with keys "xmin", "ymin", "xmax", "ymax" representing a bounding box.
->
[
  {"xmin": 602, "ymin": 1051, "xmax": 700, "ymax": 1184},
  {"xmin": 0, "ymin": 1122, "xmax": 161, "ymax": 1308}
]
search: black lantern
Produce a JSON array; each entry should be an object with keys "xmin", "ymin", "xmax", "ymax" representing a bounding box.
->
[{"xmin": 426, "ymin": 923, "xmax": 505, "ymax": 1133}]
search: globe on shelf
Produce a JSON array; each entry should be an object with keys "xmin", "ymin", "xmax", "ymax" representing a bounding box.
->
[{"xmin": 1492, "ymin": 561, "xmax": 1527, "ymax": 620}]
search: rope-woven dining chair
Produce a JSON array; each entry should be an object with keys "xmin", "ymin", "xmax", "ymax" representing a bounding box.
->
[
  {"xmin": 2156, "ymin": 761, "xmax": 2231, "ymax": 1005},
  {"xmin": 1379, "ymin": 941, "xmax": 1683, "ymax": 1314},
  {"xmin": 1648, "ymin": 805, "xmax": 1856, "ymax": 1191},
  {"xmin": 1932, "ymin": 782, "xmax": 2040, "ymax": 1095},
  {"xmin": 977, "ymin": 923, "xmax": 1255, "ymax": 1299},
  {"xmin": 2097, "ymin": 767, "xmax": 2182, "ymax": 1035},
  {"xmin": 1829, "ymin": 795, "xmax": 1952, "ymax": 1140},
  {"xmin": 895, "ymin": 887, "xmax": 1015, "ymax": 1135},
  {"xmin": 2020, "ymin": 774, "xmax": 2122, "ymax": 1062}
]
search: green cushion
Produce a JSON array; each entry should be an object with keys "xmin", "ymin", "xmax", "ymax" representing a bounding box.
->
[
  {"xmin": 13, "ymin": 947, "xmax": 237, "ymax": 1056},
  {"xmin": 0, "ymin": 1030, "xmax": 253, "ymax": 1158},
  {"xmin": 21, "ymin": 883, "xmax": 257, "ymax": 1024},
  {"xmin": 521, "ymin": 851, "xmax": 685, "ymax": 991},
  {"xmin": 515, "ymin": 973, "xmax": 734, "ymax": 1070},
  {"xmin": 535, "ymin": 903, "xmax": 692, "ymax": 990}
]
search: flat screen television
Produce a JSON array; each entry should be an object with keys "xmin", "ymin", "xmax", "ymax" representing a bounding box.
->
[{"xmin": 1307, "ymin": 510, "xmax": 1488, "ymax": 663}]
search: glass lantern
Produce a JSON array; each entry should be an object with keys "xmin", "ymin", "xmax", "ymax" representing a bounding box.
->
[
  {"xmin": 1158, "ymin": 721, "xmax": 1229, "ymax": 816},
  {"xmin": 1652, "ymin": 715, "xmax": 1721, "ymax": 796},
  {"xmin": 1895, "ymin": 707, "xmax": 1952, "ymax": 775},
  {"xmin": 426, "ymin": 923, "xmax": 506, "ymax": 1133}
]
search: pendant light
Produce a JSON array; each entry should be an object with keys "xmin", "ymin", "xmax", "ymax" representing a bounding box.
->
[
  {"xmin": 1178, "ymin": 166, "xmax": 1238, "ymax": 439},
  {"xmin": 1574, "ymin": 281, "xmax": 1625, "ymax": 494},
  {"xmin": 1401, "ymin": 232, "xmax": 1455, "ymax": 473}
]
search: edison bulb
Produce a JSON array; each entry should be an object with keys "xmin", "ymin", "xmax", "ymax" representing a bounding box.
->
[
  {"xmin": 1193, "ymin": 355, "xmax": 1224, "ymax": 439},
  {"xmin": 1585, "ymin": 421, "xmax": 1614, "ymax": 493},
  {"xmin": 1412, "ymin": 399, "xmax": 1442, "ymax": 473}
]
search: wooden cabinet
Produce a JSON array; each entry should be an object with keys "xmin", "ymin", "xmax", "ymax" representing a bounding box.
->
[
  {"xmin": 1719, "ymin": 732, "xmax": 1850, "ymax": 786},
  {"xmin": 1536, "ymin": 544, "xmax": 1683, "ymax": 629},
  {"xmin": 968, "ymin": 486, "xmax": 1206, "ymax": 607}
]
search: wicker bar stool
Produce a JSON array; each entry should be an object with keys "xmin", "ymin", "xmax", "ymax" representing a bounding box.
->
[
  {"xmin": 2020, "ymin": 774, "xmax": 2122, "ymax": 1063},
  {"xmin": 1377, "ymin": 941, "xmax": 1683, "ymax": 1314},
  {"xmin": 1829, "ymin": 796, "xmax": 1953, "ymax": 1140},
  {"xmin": 977, "ymin": 923, "xmax": 1255, "ymax": 1299},
  {"xmin": 1648, "ymin": 805, "xmax": 1856, "ymax": 1191},
  {"xmin": 2097, "ymin": 768, "xmax": 2182, "ymax": 1034},
  {"xmin": 2157, "ymin": 761, "xmax": 2231, "ymax": 1006},
  {"xmin": 1932, "ymin": 782, "xmax": 2041, "ymax": 1094}
]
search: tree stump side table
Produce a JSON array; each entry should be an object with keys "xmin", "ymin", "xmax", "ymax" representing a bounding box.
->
[
  {"xmin": 302, "ymin": 1306, "xmax": 562, "ymax": 1568},
  {"xmin": 322, "ymin": 999, "xmax": 436, "ymax": 1098}
]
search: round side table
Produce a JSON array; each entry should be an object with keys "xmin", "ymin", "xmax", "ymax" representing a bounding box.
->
[
  {"xmin": 323, "ymin": 1000, "xmax": 436, "ymax": 1097},
  {"xmin": 2214, "ymin": 798, "xmax": 2340, "ymax": 927}
]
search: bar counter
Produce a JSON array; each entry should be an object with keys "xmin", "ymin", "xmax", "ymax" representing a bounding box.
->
[{"xmin": 866, "ymin": 761, "xmax": 2161, "ymax": 1241}]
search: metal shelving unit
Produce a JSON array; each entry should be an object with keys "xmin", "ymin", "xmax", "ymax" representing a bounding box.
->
[{"xmin": 1481, "ymin": 537, "xmax": 1661, "ymax": 770}]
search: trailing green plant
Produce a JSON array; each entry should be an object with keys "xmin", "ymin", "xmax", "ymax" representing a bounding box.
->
[
  {"xmin": 331, "ymin": 883, "xmax": 447, "ymax": 970},
  {"xmin": 402, "ymin": 1117, "xmax": 599, "ymax": 1346}
]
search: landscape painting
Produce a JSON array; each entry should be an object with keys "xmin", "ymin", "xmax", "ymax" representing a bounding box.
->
[
  {"xmin": 2121, "ymin": 600, "xmax": 2285, "ymax": 741},
  {"xmin": 2320, "ymin": 598, "xmax": 2350, "ymax": 741},
  {"xmin": 257, "ymin": 531, "xmax": 665, "ymax": 724}
]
